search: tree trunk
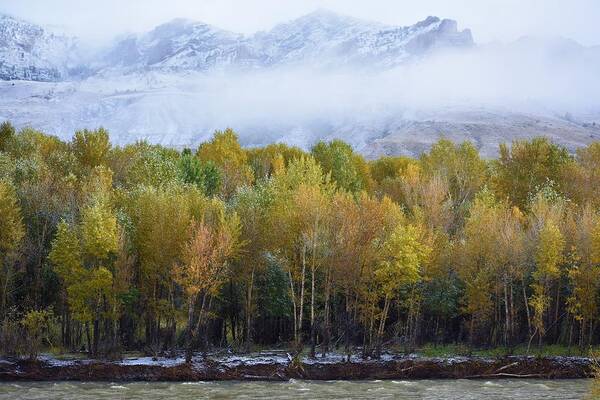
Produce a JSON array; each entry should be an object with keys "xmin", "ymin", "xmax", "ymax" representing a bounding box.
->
[
  {"xmin": 522, "ymin": 279, "xmax": 532, "ymax": 336},
  {"xmin": 298, "ymin": 246, "xmax": 306, "ymax": 350},
  {"xmin": 245, "ymin": 267, "xmax": 255, "ymax": 350},
  {"xmin": 322, "ymin": 267, "xmax": 331, "ymax": 357},
  {"xmin": 93, "ymin": 318, "xmax": 99, "ymax": 356},
  {"xmin": 288, "ymin": 270, "xmax": 298, "ymax": 343},
  {"xmin": 185, "ymin": 293, "xmax": 197, "ymax": 363},
  {"xmin": 85, "ymin": 322, "xmax": 92, "ymax": 355},
  {"xmin": 553, "ymin": 282, "xmax": 561, "ymax": 344},
  {"xmin": 375, "ymin": 295, "xmax": 390, "ymax": 358},
  {"xmin": 0, "ymin": 262, "xmax": 12, "ymax": 321},
  {"xmin": 503, "ymin": 278, "xmax": 510, "ymax": 347},
  {"xmin": 310, "ymin": 263, "xmax": 316, "ymax": 358},
  {"xmin": 344, "ymin": 290, "xmax": 351, "ymax": 361}
]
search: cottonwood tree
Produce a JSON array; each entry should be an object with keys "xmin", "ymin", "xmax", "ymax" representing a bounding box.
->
[
  {"xmin": 351, "ymin": 194, "xmax": 403, "ymax": 356},
  {"xmin": 566, "ymin": 204, "xmax": 600, "ymax": 347},
  {"xmin": 267, "ymin": 156, "xmax": 331, "ymax": 350},
  {"xmin": 457, "ymin": 188, "xmax": 505, "ymax": 344},
  {"xmin": 0, "ymin": 180, "xmax": 25, "ymax": 319},
  {"xmin": 493, "ymin": 138, "xmax": 572, "ymax": 210},
  {"xmin": 71, "ymin": 128, "xmax": 111, "ymax": 171},
  {"xmin": 49, "ymin": 198, "xmax": 120, "ymax": 355},
  {"xmin": 232, "ymin": 183, "xmax": 272, "ymax": 349},
  {"xmin": 373, "ymin": 224, "xmax": 430, "ymax": 356},
  {"xmin": 311, "ymin": 139, "xmax": 372, "ymax": 193},
  {"xmin": 529, "ymin": 220, "xmax": 564, "ymax": 349},
  {"xmin": 197, "ymin": 129, "xmax": 253, "ymax": 198},
  {"xmin": 175, "ymin": 206, "xmax": 241, "ymax": 362},
  {"xmin": 126, "ymin": 186, "xmax": 202, "ymax": 352},
  {"xmin": 526, "ymin": 184, "xmax": 567, "ymax": 349},
  {"xmin": 421, "ymin": 139, "xmax": 487, "ymax": 218}
]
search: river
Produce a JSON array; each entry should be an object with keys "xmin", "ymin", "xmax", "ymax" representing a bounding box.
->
[{"xmin": 0, "ymin": 379, "xmax": 591, "ymax": 399}]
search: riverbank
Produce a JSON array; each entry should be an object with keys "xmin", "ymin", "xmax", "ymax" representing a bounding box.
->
[{"xmin": 0, "ymin": 352, "xmax": 593, "ymax": 381}]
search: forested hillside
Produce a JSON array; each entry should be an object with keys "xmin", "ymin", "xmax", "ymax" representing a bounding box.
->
[{"xmin": 1, "ymin": 121, "xmax": 599, "ymax": 360}]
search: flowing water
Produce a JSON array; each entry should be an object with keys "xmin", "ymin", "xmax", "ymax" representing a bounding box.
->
[{"xmin": 0, "ymin": 379, "xmax": 591, "ymax": 399}]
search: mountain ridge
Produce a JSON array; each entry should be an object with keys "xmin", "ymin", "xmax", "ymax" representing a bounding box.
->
[{"xmin": 0, "ymin": 10, "xmax": 474, "ymax": 79}]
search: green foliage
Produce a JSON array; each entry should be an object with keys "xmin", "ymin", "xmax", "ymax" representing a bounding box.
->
[
  {"xmin": 126, "ymin": 146, "xmax": 181, "ymax": 188},
  {"xmin": 272, "ymin": 155, "xmax": 328, "ymax": 193},
  {"xmin": 21, "ymin": 309, "xmax": 54, "ymax": 360},
  {"xmin": 311, "ymin": 139, "xmax": 370, "ymax": 193},
  {"xmin": 80, "ymin": 200, "xmax": 119, "ymax": 262},
  {"xmin": 179, "ymin": 149, "xmax": 222, "ymax": 196},
  {"xmin": 72, "ymin": 128, "xmax": 111, "ymax": 170},
  {"xmin": 0, "ymin": 121, "xmax": 15, "ymax": 152},
  {"xmin": 49, "ymin": 199, "xmax": 119, "ymax": 336},
  {"xmin": 247, "ymin": 143, "xmax": 307, "ymax": 180},
  {"xmin": 49, "ymin": 221, "xmax": 84, "ymax": 286},
  {"xmin": 0, "ymin": 180, "xmax": 25, "ymax": 255},
  {"xmin": 256, "ymin": 257, "xmax": 292, "ymax": 318},
  {"xmin": 494, "ymin": 137, "xmax": 573, "ymax": 209},
  {"xmin": 376, "ymin": 224, "xmax": 429, "ymax": 297},
  {"xmin": 197, "ymin": 128, "xmax": 253, "ymax": 197},
  {"xmin": 421, "ymin": 139, "xmax": 487, "ymax": 207}
]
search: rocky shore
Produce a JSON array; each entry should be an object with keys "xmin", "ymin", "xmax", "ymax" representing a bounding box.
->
[{"xmin": 0, "ymin": 352, "xmax": 593, "ymax": 381}]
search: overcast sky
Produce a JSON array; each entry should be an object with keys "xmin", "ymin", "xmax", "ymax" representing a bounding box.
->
[{"xmin": 1, "ymin": 0, "xmax": 599, "ymax": 46}]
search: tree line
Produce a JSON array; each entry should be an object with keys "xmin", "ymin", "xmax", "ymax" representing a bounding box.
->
[{"xmin": 1, "ymin": 120, "xmax": 600, "ymax": 360}]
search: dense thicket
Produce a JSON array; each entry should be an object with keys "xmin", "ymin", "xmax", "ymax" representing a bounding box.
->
[{"xmin": 1, "ymin": 121, "xmax": 600, "ymax": 359}]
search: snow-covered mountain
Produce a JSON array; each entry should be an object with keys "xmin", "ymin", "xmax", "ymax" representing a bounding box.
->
[
  {"xmin": 0, "ymin": 14, "xmax": 80, "ymax": 81},
  {"xmin": 100, "ymin": 18, "xmax": 254, "ymax": 73},
  {"xmin": 101, "ymin": 11, "xmax": 473, "ymax": 73},
  {"xmin": 252, "ymin": 11, "xmax": 472, "ymax": 69},
  {"xmin": 0, "ymin": 10, "xmax": 473, "ymax": 78},
  {"xmin": 0, "ymin": 10, "xmax": 598, "ymax": 157}
]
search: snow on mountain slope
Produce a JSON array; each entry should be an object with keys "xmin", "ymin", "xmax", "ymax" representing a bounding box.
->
[
  {"xmin": 100, "ymin": 18, "xmax": 266, "ymax": 73},
  {"xmin": 0, "ymin": 10, "xmax": 598, "ymax": 157},
  {"xmin": 0, "ymin": 14, "xmax": 78, "ymax": 81},
  {"xmin": 253, "ymin": 11, "xmax": 472, "ymax": 68},
  {"xmin": 93, "ymin": 10, "xmax": 473, "ymax": 74},
  {"xmin": 0, "ymin": 10, "xmax": 473, "ymax": 80}
]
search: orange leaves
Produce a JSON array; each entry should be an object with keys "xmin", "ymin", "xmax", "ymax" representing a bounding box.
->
[{"xmin": 175, "ymin": 213, "xmax": 241, "ymax": 298}]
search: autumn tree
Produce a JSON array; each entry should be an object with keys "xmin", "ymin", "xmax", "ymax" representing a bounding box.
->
[
  {"xmin": 373, "ymin": 224, "xmax": 430, "ymax": 356},
  {"xmin": 179, "ymin": 148, "xmax": 221, "ymax": 196},
  {"xmin": 49, "ymin": 197, "xmax": 119, "ymax": 355},
  {"xmin": 232, "ymin": 183, "xmax": 273, "ymax": 348},
  {"xmin": 493, "ymin": 138, "xmax": 572, "ymax": 210},
  {"xmin": 0, "ymin": 180, "xmax": 25, "ymax": 318},
  {"xmin": 175, "ymin": 204, "xmax": 241, "ymax": 362},
  {"xmin": 125, "ymin": 185, "xmax": 201, "ymax": 352},
  {"xmin": 312, "ymin": 139, "xmax": 372, "ymax": 193},
  {"xmin": 293, "ymin": 183, "xmax": 331, "ymax": 357},
  {"xmin": 421, "ymin": 139, "xmax": 487, "ymax": 217},
  {"xmin": 71, "ymin": 128, "xmax": 111, "ymax": 171},
  {"xmin": 0, "ymin": 121, "xmax": 16, "ymax": 152},
  {"xmin": 529, "ymin": 220, "xmax": 564, "ymax": 349},
  {"xmin": 526, "ymin": 183, "xmax": 567, "ymax": 348},
  {"xmin": 247, "ymin": 143, "xmax": 306, "ymax": 180},
  {"xmin": 566, "ymin": 204, "xmax": 600, "ymax": 347},
  {"xmin": 268, "ymin": 156, "xmax": 332, "ymax": 351},
  {"xmin": 197, "ymin": 129, "xmax": 253, "ymax": 198},
  {"xmin": 563, "ymin": 143, "xmax": 600, "ymax": 207},
  {"xmin": 457, "ymin": 188, "xmax": 505, "ymax": 344},
  {"xmin": 337, "ymin": 193, "xmax": 403, "ymax": 357}
]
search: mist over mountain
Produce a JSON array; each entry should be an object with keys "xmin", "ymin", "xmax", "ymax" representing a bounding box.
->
[{"xmin": 0, "ymin": 10, "xmax": 599, "ymax": 157}]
